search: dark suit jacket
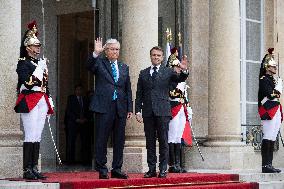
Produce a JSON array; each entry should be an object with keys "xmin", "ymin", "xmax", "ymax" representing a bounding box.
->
[
  {"xmin": 86, "ymin": 54, "xmax": 133, "ymax": 117},
  {"xmin": 135, "ymin": 65, "xmax": 188, "ymax": 117},
  {"xmin": 64, "ymin": 95, "xmax": 89, "ymax": 128}
]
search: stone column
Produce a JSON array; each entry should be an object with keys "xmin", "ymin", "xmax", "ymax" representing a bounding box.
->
[
  {"xmin": 206, "ymin": 0, "xmax": 241, "ymax": 146},
  {"xmin": 0, "ymin": 0, "xmax": 23, "ymax": 178},
  {"xmin": 106, "ymin": 0, "xmax": 158, "ymax": 173},
  {"xmin": 186, "ymin": 0, "xmax": 259, "ymax": 171}
]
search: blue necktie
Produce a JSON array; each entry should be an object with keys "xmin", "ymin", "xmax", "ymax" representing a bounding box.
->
[{"xmin": 111, "ymin": 62, "xmax": 118, "ymax": 100}]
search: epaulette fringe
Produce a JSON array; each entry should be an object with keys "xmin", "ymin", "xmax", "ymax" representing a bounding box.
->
[{"xmin": 18, "ymin": 57, "xmax": 26, "ymax": 61}]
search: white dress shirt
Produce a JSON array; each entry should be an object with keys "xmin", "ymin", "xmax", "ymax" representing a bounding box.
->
[{"xmin": 150, "ymin": 64, "xmax": 161, "ymax": 76}]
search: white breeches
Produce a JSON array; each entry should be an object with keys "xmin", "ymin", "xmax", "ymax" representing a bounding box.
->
[
  {"xmin": 21, "ymin": 96, "xmax": 48, "ymax": 142},
  {"xmin": 168, "ymin": 106, "xmax": 186, "ymax": 143},
  {"xmin": 262, "ymin": 107, "xmax": 281, "ymax": 141}
]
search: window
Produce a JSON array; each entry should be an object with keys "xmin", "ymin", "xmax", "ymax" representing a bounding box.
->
[{"xmin": 240, "ymin": 0, "xmax": 264, "ymax": 136}]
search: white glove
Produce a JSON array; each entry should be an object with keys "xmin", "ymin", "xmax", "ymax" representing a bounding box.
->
[
  {"xmin": 49, "ymin": 97, "xmax": 54, "ymax": 108},
  {"xmin": 275, "ymin": 77, "xmax": 283, "ymax": 94},
  {"xmin": 187, "ymin": 106, "xmax": 193, "ymax": 121},
  {"xmin": 38, "ymin": 58, "xmax": 47, "ymax": 70}
]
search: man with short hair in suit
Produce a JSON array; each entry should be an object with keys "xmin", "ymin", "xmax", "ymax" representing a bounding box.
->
[
  {"xmin": 87, "ymin": 37, "xmax": 133, "ymax": 179},
  {"xmin": 135, "ymin": 46, "xmax": 189, "ymax": 178},
  {"xmin": 64, "ymin": 84, "xmax": 89, "ymax": 164}
]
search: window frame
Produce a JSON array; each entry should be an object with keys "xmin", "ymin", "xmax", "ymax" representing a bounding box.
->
[{"xmin": 240, "ymin": 0, "xmax": 264, "ymax": 137}]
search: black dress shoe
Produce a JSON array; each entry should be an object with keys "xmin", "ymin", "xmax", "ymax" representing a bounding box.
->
[
  {"xmin": 158, "ymin": 170, "xmax": 167, "ymax": 178},
  {"xmin": 99, "ymin": 172, "xmax": 109, "ymax": 179},
  {"xmin": 32, "ymin": 166, "xmax": 47, "ymax": 179},
  {"xmin": 144, "ymin": 170, "xmax": 157, "ymax": 178},
  {"xmin": 168, "ymin": 166, "xmax": 181, "ymax": 173},
  {"xmin": 23, "ymin": 168, "xmax": 38, "ymax": 180},
  {"xmin": 111, "ymin": 170, "xmax": 128, "ymax": 179}
]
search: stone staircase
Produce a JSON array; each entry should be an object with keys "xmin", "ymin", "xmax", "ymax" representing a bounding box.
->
[{"xmin": 1, "ymin": 170, "xmax": 284, "ymax": 189}]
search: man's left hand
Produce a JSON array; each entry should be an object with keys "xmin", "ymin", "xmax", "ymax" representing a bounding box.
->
[{"xmin": 127, "ymin": 112, "xmax": 133, "ymax": 119}]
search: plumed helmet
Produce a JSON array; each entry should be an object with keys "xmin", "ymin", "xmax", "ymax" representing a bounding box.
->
[
  {"xmin": 263, "ymin": 48, "xmax": 276, "ymax": 68},
  {"xmin": 170, "ymin": 47, "xmax": 178, "ymax": 54},
  {"xmin": 23, "ymin": 20, "xmax": 41, "ymax": 47},
  {"xmin": 167, "ymin": 54, "xmax": 180, "ymax": 68},
  {"xmin": 259, "ymin": 48, "xmax": 276, "ymax": 78}
]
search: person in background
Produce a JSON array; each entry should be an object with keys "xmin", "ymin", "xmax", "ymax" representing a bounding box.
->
[{"xmin": 64, "ymin": 84, "xmax": 89, "ymax": 164}]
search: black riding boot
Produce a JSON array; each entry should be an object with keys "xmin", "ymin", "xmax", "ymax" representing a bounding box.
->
[
  {"xmin": 180, "ymin": 144, "xmax": 187, "ymax": 173},
  {"xmin": 23, "ymin": 142, "xmax": 38, "ymax": 180},
  {"xmin": 174, "ymin": 143, "xmax": 181, "ymax": 173},
  {"xmin": 268, "ymin": 141, "xmax": 281, "ymax": 173},
  {"xmin": 262, "ymin": 139, "xmax": 277, "ymax": 173},
  {"xmin": 32, "ymin": 142, "xmax": 47, "ymax": 179},
  {"xmin": 168, "ymin": 143, "xmax": 176, "ymax": 173}
]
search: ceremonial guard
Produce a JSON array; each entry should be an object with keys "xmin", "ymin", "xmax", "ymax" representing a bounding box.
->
[
  {"xmin": 14, "ymin": 21, "xmax": 54, "ymax": 179},
  {"xmin": 258, "ymin": 48, "xmax": 282, "ymax": 173},
  {"xmin": 167, "ymin": 48, "xmax": 192, "ymax": 173}
]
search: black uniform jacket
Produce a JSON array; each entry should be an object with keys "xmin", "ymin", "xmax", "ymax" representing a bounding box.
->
[
  {"xmin": 14, "ymin": 57, "xmax": 53, "ymax": 114},
  {"xmin": 258, "ymin": 74, "xmax": 281, "ymax": 120}
]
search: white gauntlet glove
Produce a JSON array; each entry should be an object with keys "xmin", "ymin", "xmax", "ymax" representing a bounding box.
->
[
  {"xmin": 38, "ymin": 58, "xmax": 47, "ymax": 70},
  {"xmin": 275, "ymin": 77, "xmax": 283, "ymax": 94},
  {"xmin": 187, "ymin": 106, "xmax": 193, "ymax": 121}
]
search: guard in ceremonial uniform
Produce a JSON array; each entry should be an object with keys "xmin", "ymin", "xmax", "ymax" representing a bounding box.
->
[
  {"xmin": 258, "ymin": 48, "xmax": 282, "ymax": 173},
  {"xmin": 14, "ymin": 21, "xmax": 54, "ymax": 179},
  {"xmin": 167, "ymin": 48, "xmax": 192, "ymax": 173}
]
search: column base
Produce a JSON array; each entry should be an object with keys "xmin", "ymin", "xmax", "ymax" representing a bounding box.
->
[
  {"xmin": 106, "ymin": 146, "xmax": 148, "ymax": 173},
  {"xmin": 0, "ymin": 147, "xmax": 22, "ymax": 178},
  {"xmin": 0, "ymin": 130, "xmax": 23, "ymax": 178},
  {"xmin": 185, "ymin": 144, "xmax": 261, "ymax": 171}
]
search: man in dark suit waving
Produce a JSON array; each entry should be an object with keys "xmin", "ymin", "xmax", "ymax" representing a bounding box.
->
[
  {"xmin": 87, "ymin": 37, "xmax": 133, "ymax": 179},
  {"xmin": 135, "ymin": 46, "xmax": 188, "ymax": 178}
]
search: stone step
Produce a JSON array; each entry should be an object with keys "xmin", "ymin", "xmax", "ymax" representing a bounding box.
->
[
  {"xmin": 189, "ymin": 169, "xmax": 284, "ymax": 188},
  {"xmin": 239, "ymin": 172, "xmax": 284, "ymax": 182},
  {"xmin": 259, "ymin": 181, "xmax": 284, "ymax": 189},
  {"xmin": 0, "ymin": 180, "xmax": 59, "ymax": 189},
  {"xmin": 240, "ymin": 172, "xmax": 284, "ymax": 189}
]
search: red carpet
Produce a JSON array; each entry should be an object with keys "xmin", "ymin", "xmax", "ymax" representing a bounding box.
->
[
  {"xmin": 7, "ymin": 172, "xmax": 259, "ymax": 189},
  {"xmin": 42, "ymin": 172, "xmax": 259, "ymax": 189}
]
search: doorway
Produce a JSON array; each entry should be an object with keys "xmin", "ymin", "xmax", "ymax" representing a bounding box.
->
[{"xmin": 57, "ymin": 11, "xmax": 94, "ymax": 168}]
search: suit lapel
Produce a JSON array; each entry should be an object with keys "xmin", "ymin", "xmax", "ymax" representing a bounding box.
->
[
  {"xmin": 102, "ymin": 58, "xmax": 115, "ymax": 82},
  {"xmin": 73, "ymin": 96, "xmax": 80, "ymax": 109},
  {"xmin": 151, "ymin": 65, "xmax": 164, "ymax": 86},
  {"xmin": 145, "ymin": 67, "xmax": 153, "ymax": 85},
  {"xmin": 156, "ymin": 65, "xmax": 165, "ymax": 80},
  {"xmin": 117, "ymin": 62, "xmax": 123, "ymax": 84}
]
